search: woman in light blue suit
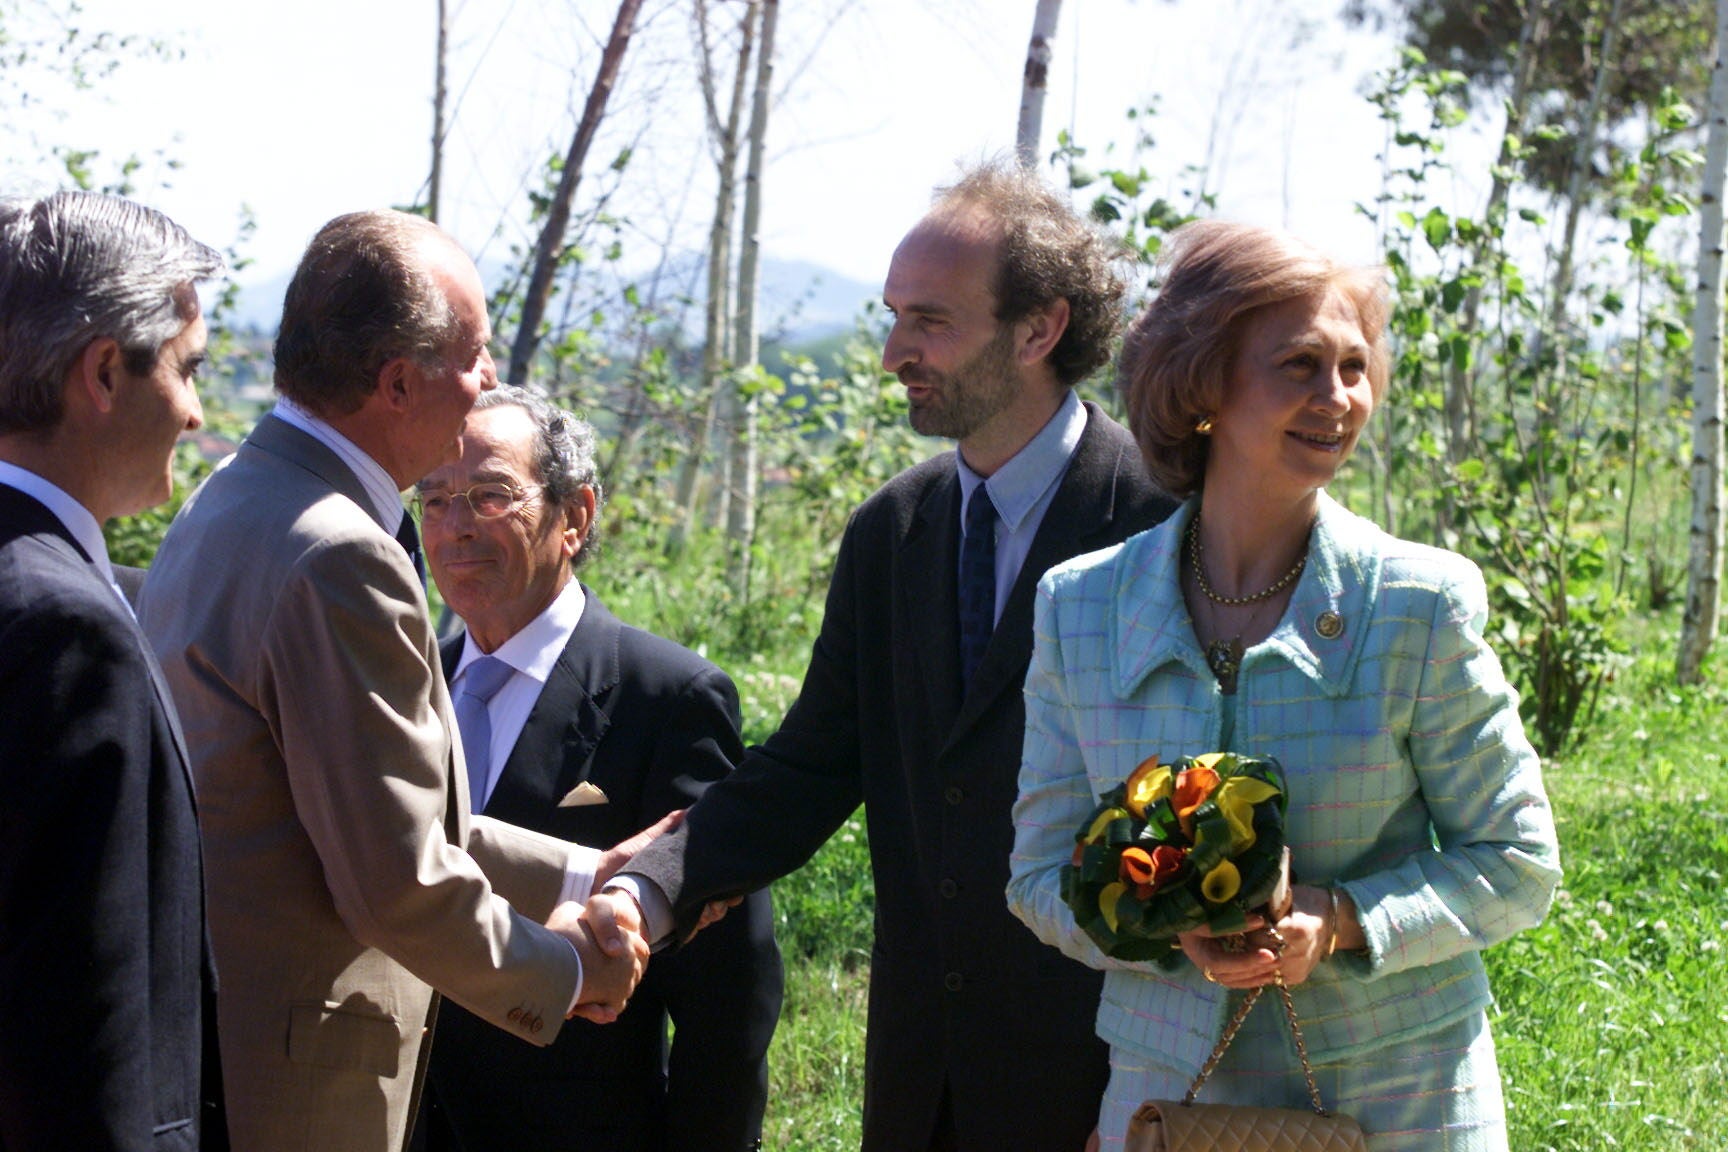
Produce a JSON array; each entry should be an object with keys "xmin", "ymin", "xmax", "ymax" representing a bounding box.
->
[{"xmin": 1006, "ymin": 221, "xmax": 1560, "ymax": 1152}]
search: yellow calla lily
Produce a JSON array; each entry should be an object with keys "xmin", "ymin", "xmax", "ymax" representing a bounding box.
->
[
  {"xmin": 1100, "ymin": 882, "xmax": 1128, "ymax": 931},
  {"xmin": 1193, "ymin": 752, "xmax": 1227, "ymax": 772},
  {"xmin": 1200, "ymin": 859, "xmax": 1241, "ymax": 904},
  {"xmin": 1085, "ymin": 807, "xmax": 1130, "ymax": 845},
  {"xmin": 1123, "ymin": 757, "xmax": 1173, "ymax": 818},
  {"xmin": 1212, "ymin": 776, "xmax": 1281, "ymax": 854}
]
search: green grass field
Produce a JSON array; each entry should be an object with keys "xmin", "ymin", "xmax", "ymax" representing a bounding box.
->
[{"xmin": 748, "ymin": 619, "xmax": 1728, "ymax": 1150}]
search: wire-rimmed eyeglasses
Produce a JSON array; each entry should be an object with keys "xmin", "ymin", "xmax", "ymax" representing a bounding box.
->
[{"xmin": 413, "ymin": 482, "xmax": 544, "ymax": 524}]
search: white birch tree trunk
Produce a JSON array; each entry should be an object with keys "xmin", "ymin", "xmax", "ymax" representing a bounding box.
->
[
  {"xmin": 1015, "ymin": 0, "xmax": 1062, "ymax": 168},
  {"xmin": 667, "ymin": 0, "xmax": 756, "ymax": 558},
  {"xmin": 724, "ymin": 0, "xmax": 775, "ymax": 592},
  {"xmin": 1678, "ymin": 0, "xmax": 1728, "ymax": 683}
]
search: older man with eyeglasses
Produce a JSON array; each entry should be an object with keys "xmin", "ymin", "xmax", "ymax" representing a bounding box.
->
[{"xmin": 411, "ymin": 386, "xmax": 781, "ymax": 1152}]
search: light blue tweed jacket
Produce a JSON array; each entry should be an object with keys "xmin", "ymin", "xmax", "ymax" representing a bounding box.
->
[{"xmin": 1006, "ymin": 492, "xmax": 1561, "ymax": 1072}]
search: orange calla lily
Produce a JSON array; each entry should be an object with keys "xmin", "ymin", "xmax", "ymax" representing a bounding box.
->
[
  {"xmin": 1172, "ymin": 765, "xmax": 1220, "ymax": 838},
  {"xmin": 1150, "ymin": 845, "xmax": 1186, "ymax": 889},
  {"xmin": 1119, "ymin": 847, "xmax": 1156, "ymax": 887}
]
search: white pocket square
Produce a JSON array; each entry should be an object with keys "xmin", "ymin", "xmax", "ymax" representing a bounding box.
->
[{"xmin": 557, "ymin": 781, "xmax": 609, "ymax": 808}]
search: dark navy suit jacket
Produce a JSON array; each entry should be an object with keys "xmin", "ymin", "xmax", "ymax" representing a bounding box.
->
[
  {"xmin": 0, "ymin": 484, "xmax": 225, "ymax": 1151},
  {"xmin": 419, "ymin": 589, "xmax": 781, "ymax": 1152},
  {"xmin": 625, "ymin": 404, "xmax": 1178, "ymax": 1151}
]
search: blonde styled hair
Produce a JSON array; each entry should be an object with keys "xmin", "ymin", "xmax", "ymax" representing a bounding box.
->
[{"xmin": 1118, "ymin": 220, "xmax": 1390, "ymax": 497}]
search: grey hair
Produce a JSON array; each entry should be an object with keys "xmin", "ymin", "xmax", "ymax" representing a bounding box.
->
[
  {"xmin": 0, "ymin": 191, "xmax": 222, "ymax": 435},
  {"xmin": 472, "ymin": 386, "xmax": 604, "ymax": 569}
]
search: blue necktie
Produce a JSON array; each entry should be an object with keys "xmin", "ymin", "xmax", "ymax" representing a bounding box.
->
[
  {"xmin": 455, "ymin": 655, "xmax": 515, "ymax": 813},
  {"xmin": 958, "ymin": 486, "xmax": 998, "ymax": 687},
  {"xmin": 395, "ymin": 511, "xmax": 426, "ymax": 589}
]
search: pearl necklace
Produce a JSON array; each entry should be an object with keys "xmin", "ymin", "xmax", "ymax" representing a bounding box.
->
[{"xmin": 1186, "ymin": 515, "xmax": 1308, "ymax": 606}]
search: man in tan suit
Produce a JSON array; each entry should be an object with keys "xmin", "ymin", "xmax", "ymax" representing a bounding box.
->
[{"xmin": 139, "ymin": 210, "xmax": 650, "ymax": 1152}]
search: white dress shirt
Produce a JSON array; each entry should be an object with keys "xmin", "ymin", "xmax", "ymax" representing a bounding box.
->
[{"xmin": 450, "ymin": 580, "xmax": 588, "ymax": 814}]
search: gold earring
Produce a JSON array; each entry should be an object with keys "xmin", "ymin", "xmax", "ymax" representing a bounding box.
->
[{"xmin": 1195, "ymin": 416, "xmax": 1215, "ymax": 435}]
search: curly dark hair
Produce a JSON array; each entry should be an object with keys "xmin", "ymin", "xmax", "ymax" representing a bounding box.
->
[
  {"xmin": 1119, "ymin": 220, "xmax": 1390, "ymax": 497},
  {"xmin": 931, "ymin": 160, "xmax": 1129, "ymax": 387}
]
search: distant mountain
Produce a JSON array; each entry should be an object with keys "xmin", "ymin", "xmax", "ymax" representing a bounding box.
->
[{"xmin": 221, "ymin": 254, "xmax": 879, "ymax": 345}]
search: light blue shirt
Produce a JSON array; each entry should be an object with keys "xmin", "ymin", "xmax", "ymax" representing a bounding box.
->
[
  {"xmin": 452, "ymin": 579, "xmax": 587, "ymax": 811},
  {"xmin": 956, "ymin": 388, "xmax": 1087, "ymax": 626}
]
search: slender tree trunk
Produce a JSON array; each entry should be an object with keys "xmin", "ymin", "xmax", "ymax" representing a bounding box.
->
[
  {"xmin": 1446, "ymin": 0, "xmax": 1550, "ymax": 463},
  {"xmin": 1015, "ymin": 0, "xmax": 1062, "ymax": 168},
  {"xmin": 429, "ymin": 0, "xmax": 448, "ymax": 223},
  {"xmin": 725, "ymin": 0, "xmax": 776, "ymax": 592},
  {"xmin": 506, "ymin": 0, "xmax": 643, "ymax": 387},
  {"xmin": 1678, "ymin": 0, "xmax": 1728, "ymax": 683},
  {"xmin": 667, "ymin": 0, "xmax": 757, "ymax": 558},
  {"xmin": 1540, "ymin": 0, "xmax": 1623, "ymax": 365}
]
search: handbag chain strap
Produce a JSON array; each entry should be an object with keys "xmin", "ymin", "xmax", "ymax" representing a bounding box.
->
[{"xmin": 1181, "ymin": 926, "xmax": 1332, "ymax": 1117}]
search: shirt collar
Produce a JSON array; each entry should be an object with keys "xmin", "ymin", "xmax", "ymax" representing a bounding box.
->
[
  {"xmin": 0, "ymin": 460, "xmax": 114, "ymax": 579},
  {"xmin": 453, "ymin": 578, "xmax": 587, "ymax": 687},
  {"xmin": 271, "ymin": 396, "xmax": 407, "ymax": 532},
  {"xmin": 956, "ymin": 388, "xmax": 1087, "ymax": 531}
]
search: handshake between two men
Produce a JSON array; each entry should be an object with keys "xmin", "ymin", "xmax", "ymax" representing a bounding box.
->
[{"xmin": 546, "ymin": 810, "xmax": 738, "ymax": 1023}]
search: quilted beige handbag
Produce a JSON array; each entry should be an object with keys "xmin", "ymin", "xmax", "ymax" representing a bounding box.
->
[{"xmin": 1123, "ymin": 938, "xmax": 1368, "ymax": 1152}]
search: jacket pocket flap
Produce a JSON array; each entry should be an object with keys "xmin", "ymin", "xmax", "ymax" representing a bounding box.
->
[{"xmin": 288, "ymin": 1001, "xmax": 402, "ymax": 1077}]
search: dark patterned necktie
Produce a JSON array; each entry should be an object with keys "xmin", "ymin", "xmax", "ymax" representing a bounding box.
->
[
  {"xmin": 395, "ymin": 510, "xmax": 426, "ymax": 589},
  {"xmin": 958, "ymin": 486, "xmax": 998, "ymax": 688}
]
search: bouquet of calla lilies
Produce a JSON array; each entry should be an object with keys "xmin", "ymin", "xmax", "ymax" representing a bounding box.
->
[{"xmin": 1060, "ymin": 752, "xmax": 1291, "ymax": 964}]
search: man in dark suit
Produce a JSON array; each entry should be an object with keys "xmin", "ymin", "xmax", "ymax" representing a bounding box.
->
[
  {"xmin": 0, "ymin": 191, "xmax": 227, "ymax": 1150},
  {"xmin": 614, "ymin": 160, "xmax": 1180, "ymax": 1150},
  {"xmin": 414, "ymin": 387, "xmax": 782, "ymax": 1152}
]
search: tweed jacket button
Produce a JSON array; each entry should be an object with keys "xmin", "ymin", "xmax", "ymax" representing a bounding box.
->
[
  {"xmin": 939, "ymin": 878, "xmax": 958, "ymax": 899},
  {"xmin": 1315, "ymin": 610, "xmax": 1344, "ymax": 639},
  {"xmin": 943, "ymin": 785, "xmax": 964, "ymax": 806},
  {"xmin": 944, "ymin": 971, "xmax": 964, "ymax": 992},
  {"xmin": 506, "ymin": 1006, "xmax": 523, "ymax": 1024}
]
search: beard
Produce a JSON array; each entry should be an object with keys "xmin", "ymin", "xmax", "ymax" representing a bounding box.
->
[{"xmin": 902, "ymin": 323, "xmax": 1021, "ymax": 440}]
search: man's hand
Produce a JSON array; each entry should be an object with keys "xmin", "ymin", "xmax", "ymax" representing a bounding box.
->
[
  {"xmin": 546, "ymin": 891, "xmax": 649, "ymax": 1024},
  {"xmin": 594, "ymin": 809, "xmax": 684, "ymax": 887}
]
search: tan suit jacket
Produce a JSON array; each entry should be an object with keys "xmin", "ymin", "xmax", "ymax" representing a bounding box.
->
[{"xmin": 139, "ymin": 414, "xmax": 581, "ymax": 1152}]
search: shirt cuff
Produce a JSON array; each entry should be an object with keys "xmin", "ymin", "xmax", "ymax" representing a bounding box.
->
[
  {"xmin": 559, "ymin": 844, "xmax": 600, "ymax": 908},
  {"xmin": 605, "ymin": 873, "xmax": 674, "ymax": 947},
  {"xmin": 562, "ymin": 935, "xmax": 584, "ymax": 1017}
]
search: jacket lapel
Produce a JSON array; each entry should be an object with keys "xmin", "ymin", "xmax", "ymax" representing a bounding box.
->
[
  {"xmin": 245, "ymin": 413, "xmax": 389, "ymax": 531},
  {"xmin": 899, "ymin": 468, "xmax": 965, "ymax": 735},
  {"xmin": 948, "ymin": 402, "xmax": 1132, "ymax": 743},
  {"xmin": 484, "ymin": 587, "xmax": 617, "ymax": 817}
]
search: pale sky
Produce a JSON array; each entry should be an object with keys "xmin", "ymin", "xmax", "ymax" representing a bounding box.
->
[{"xmin": 11, "ymin": 0, "xmax": 1474, "ymax": 298}]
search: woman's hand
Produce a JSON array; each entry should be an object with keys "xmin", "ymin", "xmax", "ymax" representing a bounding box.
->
[
  {"xmin": 1181, "ymin": 884, "xmax": 1349, "ymax": 988},
  {"xmin": 1176, "ymin": 914, "xmax": 1278, "ymax": 988},
  {"xmin": 1255, "ymin": 884, "xmax": 1336, "ymax": 987}
]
